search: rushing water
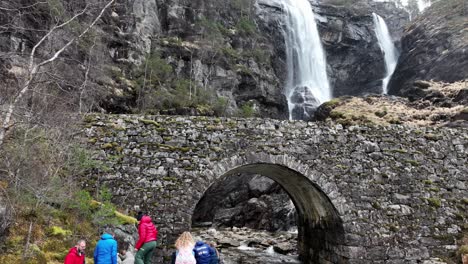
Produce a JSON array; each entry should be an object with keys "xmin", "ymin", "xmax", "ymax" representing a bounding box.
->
[
  {"xmin": 372, "ymin": 13, "xmax": 399, "ymax": 94},
  {"xmin": 282, "ymin": 0, "xmax": 331, "ymax": 120},
  {"xmin": 193, "ymin": 227, "xmax": 301, "ymax": 264}
]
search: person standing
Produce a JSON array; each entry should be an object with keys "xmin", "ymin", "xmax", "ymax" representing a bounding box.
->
[
  {"xmin": 64, "ymin": 239, "xmax": 86, "ymax": 264},
  {"xmin": 171, "ymin": 231, "xmax": 196, "ymax": 264},
  {"xmin": 207, "ymin": 242, "xmax": 220, "ymax": 264},
  {"xmin": 193, "ymin": 240, "xmax": 217, "ymax": 264},
  {"xmin": 117, "ymin": 241, "xmax": 134, "ymax": 264},
  {"xmin": 135, "ymin": 212, "xmax": 158, "ymax": 264},
  {"xmin": 94, "ymin": 233, "xmax": 118, "ymax": 264}
]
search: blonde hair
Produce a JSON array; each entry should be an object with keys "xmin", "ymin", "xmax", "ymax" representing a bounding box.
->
[{"xmin": 175, "ymin": 231, "xmax": 195, "ymax": 249}]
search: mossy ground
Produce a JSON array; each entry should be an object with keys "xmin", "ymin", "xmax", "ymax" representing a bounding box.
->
[
  {"xmin": 0, "ymin": 201, "xmax": 135, "ymax": 264},
  {"xmin": 0, "ymin": 206, "xmax": 97, "ymax": 264},
  {"xmin": 324, "ymin": 81, "xmax": 467, "ymax": 127}
]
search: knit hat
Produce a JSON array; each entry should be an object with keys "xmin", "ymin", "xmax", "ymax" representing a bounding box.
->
[{"xmin": 136, "ymin": 211, "xmax": 144, "ymax": 221}]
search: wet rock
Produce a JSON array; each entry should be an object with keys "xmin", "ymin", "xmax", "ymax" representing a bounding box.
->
[
  {"xmin": 290, "ymin": 86, "xmax": 321, "ymax": 121},
  {"xmin": 193, "ymin": 174, "xmax": 296, "ymax": 232},
  {"xmin": 192, "ymin": 227, "xmax": 299, "ymax": 263},
  {"xmin": 273, "ymin": 242, "xmax": 296, "ymax": 255}
]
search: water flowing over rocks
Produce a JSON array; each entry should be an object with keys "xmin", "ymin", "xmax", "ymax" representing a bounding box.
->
[
  {"xmin": 1, "ymin": 0, "xmax": 414, "ymax": 120},
  {"xmin": 313, "ymin": 1, "xmax": 409, "ymax": 98},
  {"xmin": 192, "ymin": 227, "xmax": 300, "ymax": 264}
]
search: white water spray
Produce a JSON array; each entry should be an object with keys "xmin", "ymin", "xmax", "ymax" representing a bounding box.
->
[
  {"xmin": 282, "ymin": 0, "xmax": 331, "ymax": 120},
  {"xmin": 372, "ymin": 13, "xmax": 399, "ymax": 94}
]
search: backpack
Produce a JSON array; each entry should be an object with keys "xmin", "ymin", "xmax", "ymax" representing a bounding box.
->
[{"xmin": 175, "ymin": 248, "xmax": 196, "ymax": 264}]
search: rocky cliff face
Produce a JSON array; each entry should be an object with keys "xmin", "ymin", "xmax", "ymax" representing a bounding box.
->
[
  {"xmin": 388, "ymin": 0, "xmax": 468, "ymax": 97},
  {"xmin": 193, "ymin": 174, "xmax": 296, "ymax": 232},
  {"xmin": 0, "ymin": 0, "xmax": 409, "ymax": 120}
]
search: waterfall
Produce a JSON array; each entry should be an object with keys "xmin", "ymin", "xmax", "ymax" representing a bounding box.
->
[
  {"xmin": 372, "ymin": 13, "xmax": 399, "ymax": 94},
  {"xmin": 416, "ymin": 0, "xmax": 432, "ymax": 12},
  {"xmin": 282, "ymin": 0, "xmax": 331, "ymax": 120}
]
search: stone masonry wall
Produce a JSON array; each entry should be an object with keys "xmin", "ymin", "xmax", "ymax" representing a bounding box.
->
[{"xmin": 82, "ymin": 114, "xmax": 467, "ymax": 263}]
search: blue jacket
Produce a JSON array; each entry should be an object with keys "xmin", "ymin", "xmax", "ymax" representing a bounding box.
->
[
  {"xmin": 193, "ymin": 241, "xmax": 217, "ymax": 264},
  {"xmin": 94, "ymin": 233, "xmax": 117, "ymax": 264}
]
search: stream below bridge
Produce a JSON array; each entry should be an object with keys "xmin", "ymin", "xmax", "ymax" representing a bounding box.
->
[{"xmin": 192, "ymin": 227, "xmax": 301, "ymax": 264}]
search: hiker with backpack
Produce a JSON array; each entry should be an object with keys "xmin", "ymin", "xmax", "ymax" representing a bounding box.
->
[{"xmin": 171, "ymin": 231, "xmax": 197, "ymax": 264}]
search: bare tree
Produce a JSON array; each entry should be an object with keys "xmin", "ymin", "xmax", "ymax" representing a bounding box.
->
[{"xmin": 0, "ymin": 0, "xmax": 115, "ymax": 147}]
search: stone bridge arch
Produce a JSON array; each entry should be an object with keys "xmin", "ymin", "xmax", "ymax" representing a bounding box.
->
[
  {"xmin": 83, "ymin": 115, "xmax": 467, "ymax": 264},
  {"xmin": 196, "ymin": 153, "xmax": 347, "ymax": 264}
]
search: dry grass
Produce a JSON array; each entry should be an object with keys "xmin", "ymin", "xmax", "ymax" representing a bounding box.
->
[{"xmin": 326, "ymin": 81, "xmax": 467, "ymax": 127}]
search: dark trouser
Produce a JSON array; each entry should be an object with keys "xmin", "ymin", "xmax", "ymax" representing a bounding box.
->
[{"xmin": 135, "ymin": 241, "xmax": 157, "ymax": 264}]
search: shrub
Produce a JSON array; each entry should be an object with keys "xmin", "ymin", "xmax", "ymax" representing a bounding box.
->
[
  {"xmin": 237, "ymin": 101, "xmax": 256, "ymax": 117},
  {"xmin": 236, "ymin": 17, "xmax": 257, "ymax": 35},
  {"xmin": 213, "ymin": 97, "xmax": 229, "ymax": 116}
]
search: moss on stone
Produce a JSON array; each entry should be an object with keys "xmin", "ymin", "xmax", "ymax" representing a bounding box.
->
[
  {"xmin": 427, "ymin": 197, "xmax": 442, "ymax": 208},
  {"xmin": 83, "ymin": 114, "xmax": 97, "ymax": 123},
  {"xmin": 405, "ymin": 159, "xmax": 420, "ymax": 166},
  {"xmin": 454, "ymin": 212, "xmax": 465, "ymax": 221},
  {"xmin": 323, "ymin": 98, "xmax": 342, "ymax": 108},
  {"xmin": 462, "ymin": 198, "xmax": 468, "ymax": 205},
  {"xmin": 140, "ymin": 119, "xmax": 161, "ymax": 127},
  {"xmin": 335, "ymin": 164, "xmax": 348, "ymax": 170},
  {"xmin": 423, "ymin": 180, "xmax": 433, "ymax": 185},
  {"xmin": 206, "ymin": 125, "xmax": 218, "ymax": 131},
  {"xmin": 101, "ymin": 143, "xmax": 114, "ymax": 149},
  {"xmin": 424, "ymin": 133, "xmax": 441, "ymax": 141},
  {"xmin": 180, "ymin": 147, "xmax": 191, "ymax": 153},
  {"xmin": 372, "ymin": 201, "xmax": 382, "ymax": 209},
  {"xmin": 115, "ymin": 211, "xmax": 138, "ymax": 224},
  {"xmin": 227, "ymin": 121, "xmax": 237, "ymax": 128},
  {"xmin": 459, "ymin": 245, "xmax": 468, "ymax": 255},
  {"xmin": 163, "ymin": 176, "xmax": 179, "ymax": 182},
  {"xmin": 329, "ymin": 110, "xmax": 345, "ymax": 119},
  {"xmin": 158, "ymin": 144, "xmax": 177, "ymax": 151},
  {"xmin": 389, "ymin": 148, "xmax": 408, "ymax": 154},
  {"xmin": 210, "ymin": 147, "xmax": 222, "ymax": 152},
  {"xmin": 388, "ymin": 224, "xmax": 399, "ymax": 232}
]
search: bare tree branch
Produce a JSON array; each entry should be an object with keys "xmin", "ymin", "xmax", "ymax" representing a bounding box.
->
[
  {"xmin": 0, "ymin": 1, "xmax": 48, "ymax": 12},
  {"xmin": 0, "ymin": 0, "xmax": 115, "ymax": 147}
]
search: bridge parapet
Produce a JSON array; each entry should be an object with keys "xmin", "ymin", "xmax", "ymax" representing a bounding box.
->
[{"xmin": 83, "ymin": 114, "xmax": 467, "ymax": 263}]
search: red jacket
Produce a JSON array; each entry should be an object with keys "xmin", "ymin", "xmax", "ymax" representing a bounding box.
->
[
  {"xmin": 64, "ymin": 246, "xmax": 85, "ymax": 264},
  {"xmin": 135, "ymin": 215, "xmax": 158, "ymax": 249}
]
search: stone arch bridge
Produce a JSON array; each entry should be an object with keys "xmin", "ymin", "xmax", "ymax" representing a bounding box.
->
[{"xmin": 83, "ymin": 114, "xmax": 467, "ymax": 264}]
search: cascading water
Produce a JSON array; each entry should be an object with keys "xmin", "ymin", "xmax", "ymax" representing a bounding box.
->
[
  {"xmin": 282, "ymin": 0, "xmax": 331, "ymax": 120},
  {"xmin": 372, "ymin": 13, "xmax": 399, "ymax": 94}
]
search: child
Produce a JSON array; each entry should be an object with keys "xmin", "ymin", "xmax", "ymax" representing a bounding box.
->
[
  {"xmin": 171, "ymin": 232, "xmax": 196, "ymax": 264},
  {"xmin": 118, "ymin": 241, "xmax": 134, "ymax": 264}
]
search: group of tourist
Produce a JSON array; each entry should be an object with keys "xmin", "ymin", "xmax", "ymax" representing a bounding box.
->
[{"xmin": 63, "ymin": 212, "xmax": 220, "ymax": 264}]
